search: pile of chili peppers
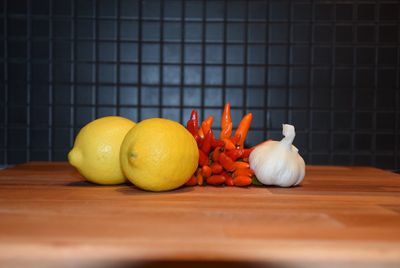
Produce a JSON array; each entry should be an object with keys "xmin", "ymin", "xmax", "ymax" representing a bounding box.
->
[{"xmin": 185, "ymin": 103, "xmax": 256, "ymax": 187}]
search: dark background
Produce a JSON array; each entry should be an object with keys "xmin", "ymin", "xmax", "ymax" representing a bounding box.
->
[{"xmin": 0, "ymin": 0, "xmax": 399, "ymax": 171}]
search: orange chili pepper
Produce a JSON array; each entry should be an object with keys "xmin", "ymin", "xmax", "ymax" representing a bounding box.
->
[
  {"xmin": 222, "ymin": 138, "xmax": 236, "ymax": 150},
  {"xmin": 210, "ymin": 162, "xmax": 223, "ymax": 174},
  {"xmin": 233, "ymin": 175, "xmax": 252, "ymax": 186},
  {"xmin": 225, "ymin": 149, "xmax": 244, "ymax": 161},
  {"xmin": 234, "ymin": 113, "xmax": 252, "ymax": 149},
  {"xmin": 243, "ymin": 148, "xmax": 254, "ymax": 158},
  {"xmin": 185, "ymin": 175, "xmax": 198, "ymax": 186},
  {"xmin": 219, "ymin": 152, "xmax": 235, "ymax": 172},
  {"xmin": 201, "ymin": 165, "xmax": 212, "ymax": 178},
  {"xmin": 197, "ymin": 169, "xmax": 204, "ymax": 186},
  {"xmin": 233, "ymin": 161, "xmax": 250, "ymax": 170},
  {"xmin": 199, "ymin": 115, "xmax": 214, "ymax": 139},
  {"xmin": 233, "ymin": 168, "xmax": 254, "ymax": 177},
  {"xmin": 206, "ymin": 175, "xmax": 225, "ymax": 186},
  {"xmin": 220, "ymin": 102, "xmax": 232, "ymax": 140}
]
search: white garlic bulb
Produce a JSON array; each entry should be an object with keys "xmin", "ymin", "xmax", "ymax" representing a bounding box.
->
[{"xmin": 249, "ymin": 124, "xmax": 305, "ymax": 187}]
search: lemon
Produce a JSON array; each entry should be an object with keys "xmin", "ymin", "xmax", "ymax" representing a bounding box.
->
[
  {"xmin": 68, "ymin": 116, "xmax": 136, "ymax": 185},
  {"xmin": 120, "ymin": 118, "xmax": 199, "ymax": 191}
]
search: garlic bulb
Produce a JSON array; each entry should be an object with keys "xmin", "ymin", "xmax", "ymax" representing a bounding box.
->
[{"xmin": 249, "ymin": 124, "xmax": 305, "ymax": 187}]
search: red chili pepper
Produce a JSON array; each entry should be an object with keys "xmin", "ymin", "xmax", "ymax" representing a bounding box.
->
[
  {"xmin": 186, "ymin": 110, "xmax": 201, "ymax": 143},
  {"xmin": 220, "ymin": 102, "xmax": 232, "ymax": 140},
  {"xmin": 212, "ymin": 147, "xmax": 222, "ymax": 162},
  {"xmin": 185, "ymin": 175, "xmax": 198, "ymax": 186},
  {"xmin": 201, "ymin": 165, "xmax": 212, "ymax": 178},
  {"xmin": 197, "ymin": 170, "xmax": 204, "ymax": 186},
  {"xmin": 225, "ymin": 149, "xmax": 244, "ymax": 161},
  {"xmin": 243, "ymin": 148, "xmax": 254, "ymax": 158},
  {"xmin": 219, "ymin": 152, "xmax": 235, "ymax": 172},
  {"xmin": 234, "ymin": 113, "xmax": 253, "ymax": 149},
  {"xmin": 198, "ymin": 149, "xmax": 209, "ymax": 167},
  {"xmin": 211, "ymin": 138, "xmax": 225, "ymax": 148},
  {"xmin": 233, "ymin": 176, "xmax": 252, "ymax": 187},
  {"xmin": 206, "ymin": 175, "xmax": 226, "ymax": 186},
  {"xmin": 221, "ymin": 172, "xmax": 234, "ymax": 186},
  {"xmin": 200, "ymin": 130, "xmax": 213, "ymax": 154},
  {"xmin": 210, "ymin": 162, "xmax": 223, "ymax": 174}
]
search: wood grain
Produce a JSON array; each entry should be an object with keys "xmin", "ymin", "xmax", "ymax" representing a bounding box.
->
[{"xmin": 0, "ymin": 162, "xmax": 400, "ymax": 267}]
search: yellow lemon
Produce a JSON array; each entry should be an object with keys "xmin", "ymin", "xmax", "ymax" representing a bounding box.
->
[
  {"xmin": 120, "ymin": 118, "xmax": 199, "ymax": 191},
  {"xmin": 68, "ymin": 116, "xmax": 136, "ymax": 185}
]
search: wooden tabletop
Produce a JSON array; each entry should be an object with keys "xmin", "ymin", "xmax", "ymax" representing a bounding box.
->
[{"xmin": 0, "ymin": 162, "xmax": 400, "ymax": 268}]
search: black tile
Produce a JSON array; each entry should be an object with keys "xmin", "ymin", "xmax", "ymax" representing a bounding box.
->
[
  {"xmin": 315, "ymin": 4, "xmax": 333, "ymax": 21},
  {"xmin": 164, "ymin": 0, "xmax": 181, "ymax": 19},
  {"xmin": 164, "ymin": 22, "xmax": 181, "ymax": 41},
  {"xmin": 206, "ymin": 22, "xmax": 223, "ymax": 42},
  {"xmin": 375, "ymin": 155, "xmax": 395, "ymax": 170},
  {"xmin": 7, "ymin": 128, "xmax": 26, "ymax": 149},
  {"xmin": 119, "ymin": 86, "xmax": 138, "ymax": 106},
  {"xmin": 290, "ymin": 68, "xmax": 309, "ymax": 87},
  {"xmin": 206, "ymin": 1, "xmax": 223, "ymax": 20},
  {"xmin": 30, "ymin": 150, "xmax": 49, "ymax": 161},
  {"xmin": 205, "ymin": 88, "xmax": 222, "ymax": 107},
  {"xmin": 53, "ymin": 41, "xmax": 71, "ymax": 60},
  {"xmin": 314, "ymin": 25, "xmax": 332, "ymax": 43},
  {"xmin": 267, "ymin": 89, "xmax": 286, "ymax": 107},
  {"xmin": 30, "ymin": 128, "xmax": 49, "ymax": 149},
  {"xmin": 354, "ymin": 154, "xmax": 372, "ymax": 165},
  {"xmin": 52, "ymin": 19, "xmax": 72, "ymax": 39},
  {"xmin": 249, "ymin": 1, "xmax": 267, "ymax": 20},
  {"xmin": 98, "ymin": 0, "xmax": 116, "ymax": 18},
  {"xmin": 269, "ymin": 45, "xmax": 287, "ymax": 64},
  {"xmin": 98, "ymin": 20, "xmax": 117, "ymax": 40},
  {"xmin": 183, "ymin": 87, "xmax": 201, "ymax": 106},
  {"xmin": 378, "ymin": 47, "xmax": 398, "ymax": 65},
  {"xmin": 269, "ymin": 2, "xmax": 289, "ymax": 21},
  {"xmin": 120, "ymin": 64, "xmax": 137, "ymax": 84},
  {"xmin": 355, "ymin": 69, "xmax": 375, "ymax": 88},
  {"xmin": 75, "ymin": 63, "xmax": 94, "ymax": 83},
  {"xmin": 52, "ymin": 0, "xmax": 72, "ymax": 16},
  {"xmin": 32, "ymin": 41, "xmax": 49, "ymax": 59},
  {"xmin": 248, "ymin": 45, "xmax": 266, "ymax": 64},
  {"xmin": 379, "ymin": 4, "xmax": 399, "ymax": 21},
  {"xmin": 227, "ymin": 1, "xmax": 245, "ymax": 20},
  {"xmin": 333, "ymin": 89, "xmax": 353, "ymax": 109},
  {"xmin": 7, "ymin": 18, "xmax": 27, "ymax": 37},
  {"xmin": 31, "ymin": 84, "xmax": 49, "ymax": 105},
  {"xmin": 312, "ymin": 111, "xmax": 330, "ymax": 130},
  {"xmin": 227, "ymin": 22, "xmax": 245, "ymax": 41},
  {"xmin": 32, "ymin": 0, "xmax": 49, "ymax": 15},
  {"xmin": 313, "ymin": 68, "xmax": 331, "ymax": 88},
  {"xmin": 292, "ymin": 3, "xmax": 311, "ymax": 21},
  {"xmin": 377, "ymin": 69, "xmax": 397, "ymax": 88},
  {"xmin": 376, "ymin": 113, "xmax": 395, "ymax": 131},
  {"xmin": 75, "ymin": 86, "xmax": 94, "ymax": 105},
  {"xmin": 334, "ymin": 68, "xmax": 353, "ymax": 88},
  {"xmin": 379, "ymin": 25, "xmax": 398, "ymax": 43},
  {"xmin": 205, "ymin": 66, "xmax": 222, "ymax": 85},
  {"xmin": 336, "ymin": 4, "xmax": 353, "ymax": 20},
  {"xmin": 268, "ymin": 67, "xmax": 287, "ymax": 86},
  {"xmin": 247, "ymin": 88, "xmax": 265, "ymax": 107},
  {"xmin": 7, "ymin": 0, "xmax": 27, "ymax": 14},
  {"xmin": 333, "ymin": 112, "xmax": 352, "ymax": 130},
  {"xmin": 311, "ymin": 133, "xmax": 330, "ymax": 152},
  {"xmin": 120, "ymin": 42, "xmax": 138, "ymax": 62},
  {"xmin": 53, "ymin": 62, "xmax": 71, "ymax": 83},
  {"xmin": 142, "ymin": 43, "xmax": 160, "ymax": 63},
  {"xmin": 98, "ymin": 63, "xmax": 116, "ymax": 83},
  {"xmin": 335, "ymin": 47, "xmax": 353, "ymax": 65},
  {"xmin": 32, "ymin": 19, "xmax": 49, "ymax": 37},
  {"xmin": 54, "ymin": 85, "xmax": 71, "ymax": 105},
  {"xmin": 74, "ymin": 107, "xmax": 93, "ymax": 127},
  {"xmin": 356, "ymin": 47, "xmax": 375, "ymax": 64},
  {"xmin": 313, "ymin": 47, "xmax": 332, "ymax": 65},
  {"xmin": 7, "ymin": 150, "xmax": 27, "ymax": 164},
  {"xmin": 141, "ymin": 65, "xmax": 159, "ymax": 84},
  {"xmin": 162, "ymin": 108, "xmax": 180, "ymax": 122},
  {"xmin": 269, "ymin": 23, "xmax": 288, "ymax": 42},
  {"xmin": 76, "ymin": 0, "xmax": 94, "ymax": 17},
  {"xmin": 357, "ymin": 25, "xmax": 376, "ymax": 42},
  {"xmin": 8, "ymin": 63, "xmax": 26, "ymax": 82},
  {"xmin": 8, "ymin": 107, "xmax": 27, "ymax": 126},
  {"xmin": 8, "ymin": 40, "xmax": 27, "ymax": 58},
  {"xmin": 292, "ymin": 24, "xmax": 310, "ymax": 42},
  {"xmin": 97, "ymin": 86, "xmax": 116, "ymax": 105},
  {"xmin": 184, "ymin": 66, "xmax": 201, "ymax": 85},
  {"xmin": 185, "ymin": 22, "xmax": 202, "ymax": 41},
  {"xmin": 53, "ymin": 127, "xmax": 72, "ymax": 149},
  {"xmin": 120, "ymin": 0, "xmax": 139, "ymax": 18},
  {"xmin": 355, "ymin": 89, "xmax": 374, "ymax": 109},
  {"xmin": 248, "ymin": 23, "xmax": 266, "ymax": 42},
  {"xmin": 355, "ymin": 112, "xmax": 373, "ymax": 130},
  {"xmin": 311, "ymin": 88, "xmax": 330, "ymax": 108},
  {"xmin": 163, "ymin": 66, "xmax": 181, "ymax": 85},
  {"xmin": 98, "ymin": 42, "xmax": 116, "ymax": 61},
  {"xmin": 376, "ymin": 134, "xmax": 395, "ymax": 151},
  {"xmin": 119, "ymin": 107, "xmax": 138, "ymax": 122},
  {"xmin": 376, "ymin": 89, "xmax": 396, "ymax": 110},
  {"xmin": 119, "ymin": 20, "xmax": 138, "ymax": 40},
  {"xmin": 267, "ymin": 109, "xmax": 286, "ymax": 129},
  {"xmin": 336, "ymin": 25, "xmax": 353, "ymax": 42},
  {"xmin": 333, "ymin": 133, "xmax": 351, "ymax": 151},
  {"xmin": 289, "ymin": 110, "xmax": 308, "ymax": 130},
  {"xmin": 205, "ymin": 44, "xmax": 222, "ymax": 64},
  {"xmin": 357, "ymin": 4, "xmax": 375, "ymax": 20},
  {"xmin": 291, "ymin": 46, "xmax": 310, "ymax": 64},
  {"xmin": 76, "ymin": 19, "xmax": 95, "ymax": 39},
  {"xmin": 185, "ymin": 44, "xmax": 201, "ymax": 63},
  {"xmin": 142, "ymin": 0, "xmax": 160, "ymax": 19},
  {"xmin": 289, "ymin": 89, "xmax": 308, "ymax": 108},
  {"xmin": 163, "ymin": 44, "xmax": 181, "ymax": 63},
  {"xmin": 141, "ymin": 87, "xmax": 159, "ymax": 105},
  {"xmin": 354, "ymin": 133, "xmax": 372, "ymax": 151},
  {"xmin": 226, "ymin": 66, "xmax": 244, "ymax": 86},
  {"xmin": 332, "ymin": 154, "xmax": 351, "ymax": 165}
]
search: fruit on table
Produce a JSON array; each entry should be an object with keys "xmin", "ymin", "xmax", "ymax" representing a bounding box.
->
[
  {"xmin": 68, "ymin": 116, "xmax": 136, "ymax": 185},
  {"xmin": 120, "ymin": 118, "xmax": 199, "ymax": 192}
]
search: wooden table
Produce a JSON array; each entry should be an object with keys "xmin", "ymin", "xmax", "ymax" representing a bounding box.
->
[{"xmin": 0, "ymin": 162, "xmax": 400, "ymax": 267}]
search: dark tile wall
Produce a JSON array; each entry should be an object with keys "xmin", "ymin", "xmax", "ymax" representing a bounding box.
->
[{"xmin": 1, "ymin": 0, "xmax": 399, "ymax": 171}]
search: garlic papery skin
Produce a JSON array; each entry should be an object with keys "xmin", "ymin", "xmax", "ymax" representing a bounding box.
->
[{"xmin": 249, "ymin": 124, "xmax": 305, "ymax": 187}]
